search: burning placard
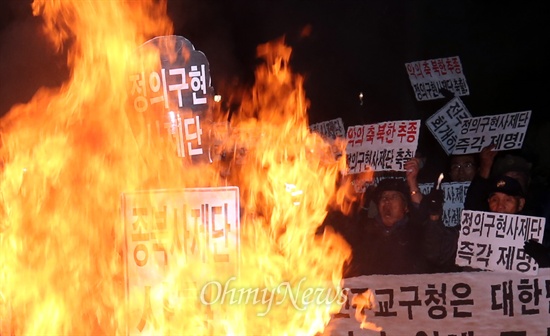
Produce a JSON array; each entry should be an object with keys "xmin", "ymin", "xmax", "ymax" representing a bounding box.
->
[
  {"xmin": 121, "ymin": 187, "xmax": 240, "ymax": 335},
  {"xmin": 127, "ymin": 35, "xmax": 215, "ymax": 164},
  {"xmin": 0, "ymin": 1, "xmax": 353, "ymax": 334},
  {"xmin": 310, "ymin": 118, "xmax": 346, "ymax": 140}
]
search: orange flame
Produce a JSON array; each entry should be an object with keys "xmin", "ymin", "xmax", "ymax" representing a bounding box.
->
[{"xmin": 0, "ymin": 1, "xmax": 353, "ymax": 334}]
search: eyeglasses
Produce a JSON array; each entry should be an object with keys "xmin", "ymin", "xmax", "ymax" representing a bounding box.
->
[{"xmin": 450, "ymin": 162, "xmax": 475, "ymax": 171}]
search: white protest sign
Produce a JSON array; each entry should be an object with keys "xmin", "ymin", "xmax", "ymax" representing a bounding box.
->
[
  {"xmin": 452, "ymin": 111, "xmax": 531, "ymax": 155},
  {"xmin": 121, "ymin": 187, "xmax": 240, "ymax": 335},
  {"xmin": 419, "ymin": 182, "xmax": 470, "ymax": 227},
  {"xmin": 310, "ymin": 117, "xmax": 347, "ymax": 163},
  {"xmin": 405, "ymin": 56, "xmax": 469, "ymax": 101},
  {"xmin": 310, "ymin": 117, "xmax": 346, "ymax": 140},
  {"xmin": 426, "ymin": 97, "xmax": 472, "ymax": 155},
  {"xmin": 346, "ymin": 120, "xmax": 420, "ymax": 174},
  {"xmin": 457, "ymin": 210, "xmax": 545, "ymax": 275},
  {"xmin": 325, "ymin": 269, "xmax": 550, "ymax": 335}
]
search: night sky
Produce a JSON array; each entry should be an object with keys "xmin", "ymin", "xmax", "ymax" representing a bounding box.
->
[
  {"xmin": 170, "ymin": 0, "xmax": 550, "ymax": 179},
  {"xmin": 1, "ymin": 0, "xmax": 549, "ymax": 179}
]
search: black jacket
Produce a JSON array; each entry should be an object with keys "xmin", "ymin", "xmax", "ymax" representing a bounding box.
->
[{"xmin": 343, "ymin": 209, "xmax": 455, "ymax": 277}]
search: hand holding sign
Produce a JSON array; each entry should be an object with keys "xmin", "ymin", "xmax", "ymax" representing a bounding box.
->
[{"xmin": 524, "ymin": 239, "xmax": 550, "ymax": 268}]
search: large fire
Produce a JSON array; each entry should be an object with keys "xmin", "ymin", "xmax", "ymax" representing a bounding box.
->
[{"xmin": 0, "ymin": 0, "xmax": 355, "ymax": 335}]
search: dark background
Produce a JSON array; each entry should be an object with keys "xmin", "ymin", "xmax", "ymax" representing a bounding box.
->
[{"xmin": 1, "ymin": 0, "xmax": 549, "ymax": 181}]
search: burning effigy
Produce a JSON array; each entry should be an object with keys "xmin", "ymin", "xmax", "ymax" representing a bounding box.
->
[{"xmin": 0, "ymin": 1, "xmax": 372, "ymax": 335}]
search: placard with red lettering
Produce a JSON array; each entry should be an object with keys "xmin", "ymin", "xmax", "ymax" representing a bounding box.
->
[
  {"xmin": 345, "ymin": 120, "xmax": 420, "ymax": 174},
  {"xmin": 405, "ymin": 56, "xmax": 469, "ymax": 101}
]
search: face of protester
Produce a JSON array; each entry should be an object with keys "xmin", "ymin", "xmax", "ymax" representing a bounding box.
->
[
  {"xmin": 377, "ymin": 191, "xmax": 408, "ymax": 227},
  {"xmin": 449, "ymin": 155, "xmax": 477, "ymax": 182},
  {"xmin": 488, "ymin": 192, "xmax": 525, "ymax": 214}
]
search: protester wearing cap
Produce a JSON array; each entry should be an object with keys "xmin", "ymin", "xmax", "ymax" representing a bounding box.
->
[
  {"xmin": 343, "ymin": 178, "xmax": 454, "ymax": 276},
  {"xmin": 487, "ymin": 175, "xmax": 526, "ymax": 214},
  {"xmin": 464, "ymin": 145, "xmax": 535, "ymax": 215},
  {"xmin": 373, "ymin": 178, "xmax": 413, "ymax": 227},
  {"xmin": 483, "ymin": 174, "xmax": 550, "ymax": 269}
]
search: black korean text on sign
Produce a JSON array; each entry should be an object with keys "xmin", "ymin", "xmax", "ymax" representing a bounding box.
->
[{"xmin": 127, "ymin": 36, "xmax": 215, "ymax": 163}]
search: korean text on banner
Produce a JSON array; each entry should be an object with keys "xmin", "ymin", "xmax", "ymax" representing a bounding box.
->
[{"xmin": 325, "ymin": 269, "xmax": 550, "ymax": 335}]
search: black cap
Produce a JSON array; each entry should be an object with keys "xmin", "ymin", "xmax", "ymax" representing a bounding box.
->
[
  {"xmin": 488, "ymin": 175, "xmax": 524, "ymax": 197},
  {"xmin": 374, "ymin": 178, "xmax": 409, "ymax": 203}
]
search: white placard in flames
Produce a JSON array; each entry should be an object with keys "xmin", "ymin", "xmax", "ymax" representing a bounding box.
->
[
  {"xmin": 310, "ymin": 117, "xmax": 346, "ymax": 140},
  {"xmin": 121, "ymin": 187, "xmax": 240, "ymax": 335}
]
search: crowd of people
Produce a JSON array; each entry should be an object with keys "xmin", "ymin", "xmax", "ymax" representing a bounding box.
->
[{"xmin": 320, "ymin": 143, "xmax": 550, "ymax": 278}]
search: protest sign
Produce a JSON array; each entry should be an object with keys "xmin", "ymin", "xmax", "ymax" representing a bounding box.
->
[
  {"xmin": 127, "ymin": 35, "xmax": 215, "ymax": 163},
  {"xmin": 457, "ymin": 210, "xmax": 545, "ymax": 275},
  {"xmin": 453, "ymin": 111, "xmax": 531, "ymax": 155},
  {"xmin": 121, "ymin": 187, "xmax": 240, "ymax": 335},
  {"xmin": 310, "ymin": 118, "xmax": 346, "ymax": 140},
  {"xmin": 426, "ymin": 97, "xmax": 472, "ymax": 155},
  {"xmin": 405, "ymin": 56, "xmax": 469, "ymax": 101},
  {"xmin": 346, "ymin": 120, "xmax": 420, "ymax": 174},
  {"xmin": 326, "ymin": 269, "xmax": 550, "ymax": 335},
  {"xmin": 310, "ymin": 117, "xmax": 347, "ymax": 163},
  {"xmin": 419, "ymin": 182, "xmax": 470, "ymax": 227}
]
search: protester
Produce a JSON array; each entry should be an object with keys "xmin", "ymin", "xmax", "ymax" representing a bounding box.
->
[
  {"xmin": 464, "ymin": 145, "xmax": 534, "ymax": 214},
  {"xmin": 447, "ymin": 153, "xmax": 478, "ymax": 183},
  {"xmin": 478, "ymin": 174, "xmax": 550, "ymax": 268},
  {"xmin": 486, "ymin": 175, "xmax": 526, "ymax": 214},
  {"xmin": 360, "ymin": 156, "xmax": 425, "ymax": 219},
  {"xmin": 492, "ymin": 153, "xmax": 532, "ymax": 193},
  {"xmin": 422, "ymin": 153, "xmax": 478, "ymax": 230},
  {"xmin": 344, "ymin": 178, "xmax": 452, "ymax": 276},
  {"xmin": 457, "ymin": 145, "xmax": 550, "ymax": 264},
  {"xmin": 421, "ymin": 173, "xmax": 527, "ymax": 274}
]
